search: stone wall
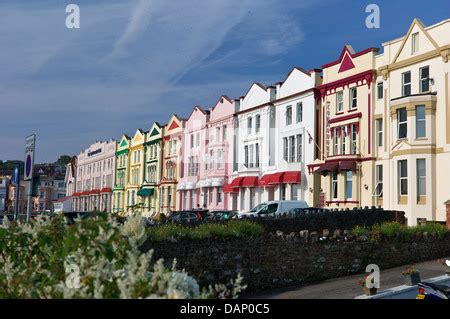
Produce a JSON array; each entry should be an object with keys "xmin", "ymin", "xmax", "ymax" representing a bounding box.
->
[
  {"xmin": 141, "ymin": 232, "xmax": 450, "ymax": 293},
  {"xmin": 245, "ymin": 207, "xmax": 406, "ymax": 234}
]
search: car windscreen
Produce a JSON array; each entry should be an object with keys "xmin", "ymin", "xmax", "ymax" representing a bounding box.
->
[{"xmin": 250, "ymin": 203, "xmax": 266, "ymax": 213}]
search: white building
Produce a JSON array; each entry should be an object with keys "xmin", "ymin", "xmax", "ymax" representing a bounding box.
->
[
  {"xmin": 229, "ymin": 69, "xmax": 321, "ymax": 211},
  {"xmin": 72, "ymin": 140, "xmax": 116, "ymax": 212}
]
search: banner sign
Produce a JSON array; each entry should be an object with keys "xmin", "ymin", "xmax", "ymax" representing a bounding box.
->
[{"xmin": 24, "ymin": 134, "xmax": 36, "ymax": 181}]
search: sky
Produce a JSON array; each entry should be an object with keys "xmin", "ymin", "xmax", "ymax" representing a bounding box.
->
[{"xmin": 0, "ymin": 0, "xmax": 449, "ymax": 163}]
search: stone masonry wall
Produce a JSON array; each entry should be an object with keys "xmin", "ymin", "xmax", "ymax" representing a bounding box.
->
[{"xmin": 141, "ymin": 233, "xmax": 450, "ymax": 293}]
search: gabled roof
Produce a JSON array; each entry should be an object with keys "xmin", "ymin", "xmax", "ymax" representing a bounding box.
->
[
  {"xmin": 241, "ymin": 82, "xmax": 268, "ymax": 100},
  {"xmin": 186, "ymin": 105, "xmax": 210, "ymax": 121},
  {"xmin": 322, "ymin": 45, "xmax": 379, "ymax": 69},
  {"xmin": 391, "ymin": 18, "xmax": 440, "ymax": 64}
]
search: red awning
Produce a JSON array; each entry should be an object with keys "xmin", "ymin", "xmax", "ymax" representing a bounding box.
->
[
  {"xmin": 80, "ymin": 191, "xmax": 90, "ymax": 196},
  {"xmin": 223, "ymin": 183, "xmax": 238, "ymax": 193},
  {"xmin": 230, "ymin": 177, "xmax": 244, "ymax": 188},
  {"xmin": 100, "ymin": 187, "xmax": 112, "ymax": 193},
  {"xmin": 90, "ymin": 189, "xmax": 101, "ymax": 195},
  {"xmin": 241, "ymin": 176, "xmax": 259, "ymax": 188},
  {"xmin": 259, "ymin": 174, "xmax": 274, "ymax": 187},
  {"xmin": 281, "ymin": 171, "xmax": 301, "ymax": 184},
  {"xmin": 339, "ymin": 161, "xmax": 357, "ymax": 172},
  {"xmin": 268, "ymin": 172, "xmax": 284, "ymax": 185},
  {"xmin": 72, "ymin": 192, "xmax": 81, "ymax": 197},
  {"xmin": 315, "ymin": 162, "xmax": 339, "ymax": 175}
]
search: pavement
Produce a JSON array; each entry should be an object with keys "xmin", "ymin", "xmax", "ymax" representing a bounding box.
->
[{"xmin": 242, "ymin": 257, "xmax": 450, "ymax": 299}]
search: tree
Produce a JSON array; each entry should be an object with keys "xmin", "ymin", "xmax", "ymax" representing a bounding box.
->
[{"xmin": 55, "ymin": 155, "xmax": 72, "ymax": 167}]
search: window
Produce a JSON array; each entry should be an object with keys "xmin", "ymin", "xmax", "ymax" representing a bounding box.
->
[
  {"xmin": 209, "ymin": 150, "xmax": 214, "ymax": 170},
  {"xmin": 218, "ymin": 150, "xmax": 224, "ymax": 169},
  {"xmin": 416, "ymin": 105, "xmax": 426, "ymax": 138},
  {"xmin": 247, "ymin": 117, "xmax": 252, "ymax": 135},
  {"xmin": 397, "ymin": 108, "xmax": 407, "ymax": 139},
  {"xmin": 296, "ymin": 102, "xmax": 303, "ymax": 123},
  {"xmin": 351, "ymin": 124, "xmax": 358, "ymax": 154},
  {"xmin": 255, "ymin": 143, "xmax": 260, "ymax": 168},
  {"xmin": 190, "ymin": 134, "xmax": 194, "ymax": 148},
  {"xmin": 345, "ymin": 171, "xmax": 352, "ymax": 200},
  {"xmin": 376, "ymin": 119, "xmax": 383, "ymax": 147},
  {"xmin": 341, "ymin": 127, "xmax": 347, "ymax": 155},
  {"xmin": 167, "ymin": 186, "xmax": 172, "ymax": 209},
  {"xmin": 420, "ymin": 66, "xmax": 429, "ymax": 93},
  {"xmin": 402, "ymin": 71, "xmax": 411, "ymax": 96},
  {"xmin": 196, "ymin": 133, "xmax": 200, "ymax": 146},
  {"xmin": 376, "ymin": 164, "xmax": 383, "ymax": 197},
  {"xmin": 331, "ymin": 173, "xmax": 338, "ymax": 200},
  {"xmin": 222, "ymin": 125, "xmax": 227, "ymax": 141},
  {"xmin": 249, "ymin": 188, "xmax": 255, "ymax": 208},
  {"xmin": 349, "ymin": 87, "xmax": 357, "ymax": 109},
  {"xmin": 283, "ymin": 138, "xmax": 288, "ymax": 161},
  {"xmin": 255, "ymin": 115, "xmax": 261, "ymax": 133},
  {"xmin": 217, "ymin": 187, "xmax": 223, "ymax": 204},
  {"xmin": 411, "ymin": 32, "xmax": 419, "ymax": 54},
  {"xmin": 249, "ymin": 145, "xmax": 254, "ymax": 168},
  {"xmin": 333, "ymin": 128, "xmax": 339, "ymax": 155},
  {"xmin": 296, "ymin": 134, "xmax": 302, "ymax": 162},
  {"xmin": 216, "ymin": 127, "xmax": 220, "ymax": 142},
  {"xmin": 417, "ymin": 159, "xmax": 426, "ymax": 196},
  {"xmin": 377, "ymin": 82, "xmax": 383, "ymax": 100},
  {"xmin": 286, "ymin": 106, "xmax": 292, "ymax": 125},
  {"xmin": 336, "ymin": 91, "xmax": 344, "ymax": 112},
  {"xmin": 244, "ymin": 146, "xmax": 249, "ymax": 167},
  {"xmin": 291, "ymin": 184, "xmax": 300, "ymax": 201},
  {"xmin": 160, "ymin": 188, "xmax": 165, "ymax": 208},
  {"xmin": 190, "ymin": 190, "xmax": 195, "ymax": 209},
  {"xmin": 289, "ymin": 136, "xmax": 295, "ymax": 162},
  {"xmin": 280, "ymin": 184, "xmax": 286, "ymax": 201},
  {"xmin": 209, "ymin": 188, "xmax": 213, "ymax": 205},
  {"xmin": 398, "ymin": 160, "xmax": 408, "ymax": 196}
]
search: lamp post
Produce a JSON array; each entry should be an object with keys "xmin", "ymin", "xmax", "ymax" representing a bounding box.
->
[{"xmin": 11, "ymin": 161, "xmax": 22, "ymax": 220}]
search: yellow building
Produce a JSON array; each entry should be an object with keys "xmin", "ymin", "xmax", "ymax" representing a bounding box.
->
[
  {"xmin": 159, "ymin": 115, "xmax": 185, "ymax": 214},
  {"xmin": 125, "ymin": 129, "xmax": 145, "ymax": 213},
  {"xmin": 376, "ymin": 18, "xmax": 450, "ymax": 225},
  {"xmin": 308, "ymin": 45, "xmax": 379, "ymax": 209}
]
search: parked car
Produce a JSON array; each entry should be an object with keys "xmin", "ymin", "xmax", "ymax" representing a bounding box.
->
[
  {"xmin": 288, "ymin": 207, "xmax": 322, "ymax": 215},
  {"xmin": 169, "ymin": 211, "xmax": 201, "ymax": 224},
  {"xmin": 238, "ymin": 200, "xmax": 309, "ymax": 218},
  {"xmin": 207, "ymin": 210, "xmax": 238, "ymax": 221}
]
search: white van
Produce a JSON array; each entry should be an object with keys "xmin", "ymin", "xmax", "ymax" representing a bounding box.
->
[{"xmin": 238, "ymin": 200, "xmax": 308, "ymax": 218}]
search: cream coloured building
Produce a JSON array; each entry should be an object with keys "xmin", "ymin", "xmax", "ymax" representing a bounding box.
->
[
  {"xmin": 308, "ymin": 45, "xmax": 379, "ymax": 209},
  {"xmin": 376, "ymin": 18, "xmax": 450, "ymax": 225}
]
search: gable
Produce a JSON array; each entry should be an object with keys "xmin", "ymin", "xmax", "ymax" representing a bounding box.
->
[
  {"xmin": 278, "ymin": 68, "xmax": 314, "ymax": 98},
  {"xmin": 393, "ymin": 19, "xmax": 439, "ymax": 64},
  {"xmin": 210, "ymin": 96, "xmax": 234, "ymax": 120},
  {"xmin": 241, "ymin": 83, "xmax": 269, "ymax": 110},
  {"xmin": 119, "ymin": 136, "xmax": 129, "ymax": 148},
  {"xmin": 338, "ymin": 53, "xmax": 355, "ymax": 73},
  {"xmin": 150, "ymin": 126, "xmax": 160, "ymax": 137},
  {"xmin": 168, "ymin": 120, "xmax": 179, "ymax": 131}
]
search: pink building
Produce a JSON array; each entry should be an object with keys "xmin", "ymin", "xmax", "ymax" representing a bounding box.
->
[
  {"xmin": 178, "ymin": 96, "xmax": 235, "ymax": 211},
  {"xmin": 178, "ymin": 106, "xmax": 210, "ymax": 210},
  {"xmin": 203, "ymin": 96, "xmax": 235, "ymax": 211}
]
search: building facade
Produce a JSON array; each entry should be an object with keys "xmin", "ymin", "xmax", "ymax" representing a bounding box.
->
[
  {"xmin": 204, "ymin": 96, "xmax": 235, "ymax": 211},
  {"xmin": 159, "ymin": 115, "xmax": 185, "ymax": 213},
  {"xmin": 126, "ymin": 129, "xmax": 146, "ymax": 212},
  {"xmin": 308, "ymin": 45, "xmax": 379, "ymax": 209},
  {"xmin": 140, "ymin": 122, "xmax": 164, "ymax": 217},
  {"xmin": 72, "ymin": 140, "xmax": 115, "ymax": 212},
  {"xmin": 229, "ymin": 83, "xmax": 276, "ymax": 212},
  {"xmin": 267, "ymin": 68, "xmax": 321, "ymax": 204},
  {"xmin": 0, "ymin": 171, "xmax": 12, "ymax": 212},
  {"xmin": 376, "ymin": 18, "xmax": 450, "ymax": 225},
  {"xmin": 112, "ymin": 135, "xmax": 130, "ymax": 214},
  {"xmin": 178, "ymin": 106, "xmax": 210, "ymax": 210}
]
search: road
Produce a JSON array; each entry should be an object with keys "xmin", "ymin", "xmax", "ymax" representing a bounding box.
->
[{"xmin": 242, "ymin": 257, "xmax": 450, "ymax": 299}]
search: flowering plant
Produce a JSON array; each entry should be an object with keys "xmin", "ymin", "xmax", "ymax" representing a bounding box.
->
[
  {"xmin": 401, "ymin": 267, "xmax": 420, "ymax": 276},
  {"xmin": 357, "ymin": 276, "xmax": 369, "ymax": 288},
  {"xmin": 0, "ymin": 213, "xmax": 246, "ymax": 299}
]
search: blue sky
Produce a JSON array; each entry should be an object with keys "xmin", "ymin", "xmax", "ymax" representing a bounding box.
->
[{"xmin": 1, "ymin": 0, "xmax": 448, "ymax": 163}]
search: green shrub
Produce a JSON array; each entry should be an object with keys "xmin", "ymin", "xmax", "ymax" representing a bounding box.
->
[
  {"xmin": 0, "ymin": 214, "xmax": 246, "ymax": 299},
  {"xmin": 354, "ymin": 222, "xmax": 449, "ymax": 241},
  {"xmin": 146, "ymin": 221, "xmax": 264, "ymax": 241}
]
